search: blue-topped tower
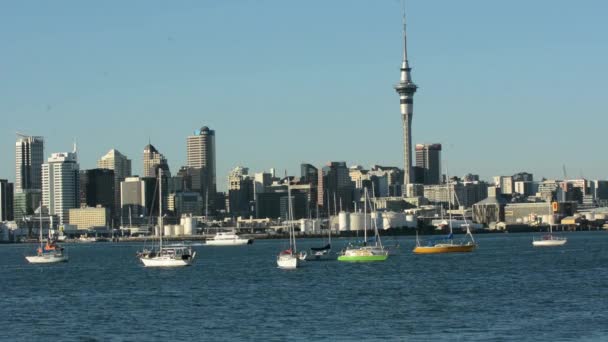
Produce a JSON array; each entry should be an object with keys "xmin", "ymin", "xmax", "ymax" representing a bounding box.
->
[{"xmin": 393, "ymin": 7, "xmax": 418, "ymax": 188}]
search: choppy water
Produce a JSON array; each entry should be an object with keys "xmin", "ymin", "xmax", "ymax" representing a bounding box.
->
[{"xmin": 1, "ymin": 232, "xmax": 607, "ymax": 341}]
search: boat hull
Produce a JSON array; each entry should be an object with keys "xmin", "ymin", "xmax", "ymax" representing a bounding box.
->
[
  {"xmin": 337, "ymin": 254, "xmax": 388, "ymax": 262},
  {"xmin": 26, "ymin": 254, "xmax": 68, "ymax": 264},
  {"xmin": 140, "ymin": 257, "xmax": 194, "ymax": 267},
  {"xmin": 277, "ymin": 254, "xmax": 299, "ymax": 269},
  {"xmin": 205, "ymin": 239, "xmax": 252, "ymax": 246},
  {"xmin": 413, "ymin": 244, "xmax": 476, "ymax": 254},
  {"xmin": 532, "ymin": 239, "xmax": 567, "ymax": 247}
]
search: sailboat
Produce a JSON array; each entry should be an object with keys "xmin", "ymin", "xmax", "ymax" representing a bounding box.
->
[
  {"xmin": 276, "ymin": 181, "xmax": 306, "ymax": 269},
  {"xmin": 306, "ymin": 225, "xmax": 332, "ymax": 261},
  {"xmin": 137, "ymin": 169, "xmax": 196, "ymax": 267},
  {"xmin": 338, "ymin": 188, "xmax": 389, "ymax": 262},
  {"xmin": 413, "ymin": 174, "xmax": 476, "ymax": 254},
  {"xmin": 25, "ymin": 203, "xmax": 68, "ymax": 264},
  {"xmin": 532, "ymin": 224, "xmax": 567, "ymax": 246}
]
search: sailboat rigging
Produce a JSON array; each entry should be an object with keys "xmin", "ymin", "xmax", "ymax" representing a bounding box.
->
[{"xmin": 137, "ymin": 169, "xmax": 196, "ymax": 267}]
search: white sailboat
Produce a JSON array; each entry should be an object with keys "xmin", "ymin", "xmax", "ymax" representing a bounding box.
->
[
  {"xmin": 137, "ymin": 169, "xmax": 196, "ymax": 267},
  {"xmin": 25, "ymin": 204, "xmax": 68, "ymax": 264},
  {"xmin": 533, "ymin": 224, "xmax": 567, "ymax": 247},
  {"xmin": 277, "ymin": 181, "xmax": 305, "ymax": 269}
]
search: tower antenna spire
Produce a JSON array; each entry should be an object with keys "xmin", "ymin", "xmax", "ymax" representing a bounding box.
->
[{"xmin": 394, "ymin": 0, "xmax": 418, "ymax": 188}]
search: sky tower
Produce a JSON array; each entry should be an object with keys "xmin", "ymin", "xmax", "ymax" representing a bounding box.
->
[{"xmin": 394, "ymin": 7, "xmax": 418, "ymax": 188}]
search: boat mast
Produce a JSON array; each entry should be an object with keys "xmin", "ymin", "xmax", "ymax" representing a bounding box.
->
[
  {"xmin": 364, "ymin": 188, "xmax": 368, "ymax": 245},
  {"xmin": 287, "ymin": 180, "xmax": 296, "ymax": 253},
  {"xmin": 158, "ymin": 169, "xmax": 163, "ymax": 250},
  {"xmin": 39, "ymin": 201, "xmax": 43, "ymax": 250},
  {"xmin": 446, "ymin": 166, "xmax": 453, "ymax": 238},
  {"xmin": 371, "ymin": 183, "xmax": 382, "ymax": 248}
]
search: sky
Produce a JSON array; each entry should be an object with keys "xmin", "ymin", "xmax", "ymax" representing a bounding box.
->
[{"xmin": 1, "ymin": 0, "xmax": 607, "ymax": 190}]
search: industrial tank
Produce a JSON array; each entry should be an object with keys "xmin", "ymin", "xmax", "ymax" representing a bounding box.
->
[
  {"xmin": 164, "ymin": 225, "xmax": 173, "ymax": 237},
  {"xmin": 350, "ymin": 213, "xmax": 371, "ymax": 231},
  {"xmin": 182, "ymin": 216, "xmax": 195, "ymax": 236},
  {"xmin": 382, "ymin": 212, "xmax": 406, "ymax": 230},
  {"xmin": 174, "ymin": 224, "xmax": 184, "ymax": 236},
  {"xmin": 338, "ymin": 212, "xmax": 350, "ymax": 232}
]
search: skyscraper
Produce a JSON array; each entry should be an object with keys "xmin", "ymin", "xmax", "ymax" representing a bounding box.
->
[
  {"xmin": 42, "ymin": 151, "xmax": 80, "ymax": 224},
  {"xmin": 415, "ymin": 143, "xmax": 442, "ymax": 185},
  {"xmin": 393, "ymin": 8, "xmax": 417, "ymax": 187},
  {"xmin": 0, "ymin": 179, "xmax": 14, "ymax": 221},
  {"xmin": 187, "ymin": 126, "xmax": 216, "ymax": 207},
  {"xmin": 80, "ymin": 169, "xmax": 115, "ymax": 217},
  {"xmin": 143, "ymin": 143, "xmax": 170, "ymax": 177},
  {"xmin": 15, "ymin": 134, "xmax": 44, "ymax": 193},
  {"xmin": 318, "ymin": 162, "xmax": 354, "ymax": 214},
  {"xmin": 98, "ymin": 149, "xmax": 132, "ymax": 216}
]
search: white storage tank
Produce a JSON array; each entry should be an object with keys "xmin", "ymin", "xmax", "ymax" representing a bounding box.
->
[
  {"xmin": 383, "ymin": 212, "xmax": 406, "ymax": 230},
  {"xmin": 350, "ymin": 213, "xmax": 372, "ymax": 231},
  {"xmin": 541, "ymin": 215, "xmax": 555, "ymax": 225},
  {"xmin": 183, "ymin": 216, "xmax": 195, "ymax": 236},
  {"xmin": 174, "ymin": 225, "xmax": 184, "ymax": 236},
  {"xmin": 338, "ymin": 212, "xmax": 350, "ymax": 232},
  {"xmin": 371, "ymin": 212, "xmax": 383, "ymax": 230},
  {"xmin": 164, "ymin": 225, "xmax": 173, "ymax": 237}
]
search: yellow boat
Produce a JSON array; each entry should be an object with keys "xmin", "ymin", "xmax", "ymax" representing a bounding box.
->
[
  {"xmin": 413, "ymin": 241, "xmax": 476, "ymax": 254},
  {"xmin": 413, "ymin": 171, "xmax": 477, "ymax": 255}
]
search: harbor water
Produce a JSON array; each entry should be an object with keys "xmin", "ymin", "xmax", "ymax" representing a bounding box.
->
[{"xmin": 1, "ymin": 232, "xmax": 607, "ymax": 341}]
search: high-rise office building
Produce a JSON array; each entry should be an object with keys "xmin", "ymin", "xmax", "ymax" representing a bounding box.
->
[
  {"xmin": 98, "ymin": 149, "xmax": 132, "ymax": 216},
  {"xmin": 415, "ymin": 143, "xmax": 442, "ymax": 185},
  {"xmin": 0, "ymin": 179, "xmax": 14, "ymax": 221},
  {"xmin": 143, "ymin": 143, "xmax": 170, "ymax": 178},
  {"xmin": 15, "ymin": 134, "xmax": 44, "ymax": 193},
  {"xmin": 318, "ymin": 162, "xmax": 354, "ymax": 214},
  {"xmin": 393, "ymin": 8, "xmax": 417, "ymax": 187},
  {"xmin": 187, "ymin": 126, "xmax": 216, "ymax": 207},
  {"xmin": 120, "ymin": 176, "xmax": 158, "ymax": 222},
  {"xmin": 300, "ymin": 164, "xmax": 318, "ymax": 184},
  {"xmin": 42, "ymin": 152, "xmax": 80, "ymax": 224},
  {"xmin": 14, "ymin": 134, "xmax": 44, "ymax": 218},
  {"xmin": 80, "ymin": 169, "xmax": 115, "ymax": 219}
]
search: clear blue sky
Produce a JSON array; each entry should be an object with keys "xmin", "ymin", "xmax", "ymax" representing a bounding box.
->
[{"xmin": 1, "ymin": 0, "xmax": 606, "ymax": 190}]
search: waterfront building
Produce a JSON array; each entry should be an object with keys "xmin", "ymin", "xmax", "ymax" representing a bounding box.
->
[
  {"xmin": 415, "ymin": 143, "xmax": 442, "ymax": 185},
  {"xmin": 168, "ymin": 192, "xmax": 203, "ymax": 217},
  {"xmin": 42, "ymin": 151, "xmax": 80, "ymax": 225},
  {"xmin": 143, "ymin": 143, "xmax": 170, "ymax": 177},
  {"xmin": 97, "ymin": 149, "xmax": 132, "ymax": 217},
  {"xmin": 514, "ymin": 181, "xmax": 538, "ymax": 197},
  {"xmin": 537, "ymin": 180, "xmax": 559, "ymax": 201},
  {"xmin": 227, "ymin": 166, "xmax": 254, "ymax": 216},
  {"xmin": 318, "ymin": 162, "xmax": 354, "ymax": 214},
  {"xmin": 493, "ymin": 176, "xmax": 514, "ymax": 195},
  {"xmin": 513, "ymin": 172, "xmax": 534, "ymax": 182},
  {"xmin": 472, "ymin": 187, "xmax": 507, "ymax": 225},
  {"xmin": 120, "ymin": 176, "xmax": 157, "ymax": 223},
  {"xmin": 186, "ymin": 126, "xmax": 216, "ymax": 207},
  {"xmin": 393, "ymin": 9, "xmax": 418, "ymax": 186},
  {"xmin": 80, "ymin": 169, "xmax": 115, "ymax": 219},
  {"xmin": 0, "ymin": 180, "xmax": 14, "ymax": 221},
  {"xmin": 424, "ymin": 180, "xmax": 488, "ymax": 209},
  {"xmin": 13, "ymin": 190, "xmax": 41, "ymax": 219},
  {"xmin": 300, "ymin": 164, "xmax": 318, "ymax": 184},
  {"xmin": 68, "ymin": 206, "xmax": 109, "ymax": 230}
]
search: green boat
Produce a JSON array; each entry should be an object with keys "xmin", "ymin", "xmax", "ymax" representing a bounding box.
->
[
  {"xmin": 337, "ymin": 247, "xmax": 389, "ymax": 262},
  {"xmin": 337, "ymin": 188, "xmax": 389, "ymax": 262}
]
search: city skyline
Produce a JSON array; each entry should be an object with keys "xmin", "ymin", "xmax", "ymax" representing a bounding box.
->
[{"xmin": 1, "ymin": 0, "xmax": 607, "ymax": 188}]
